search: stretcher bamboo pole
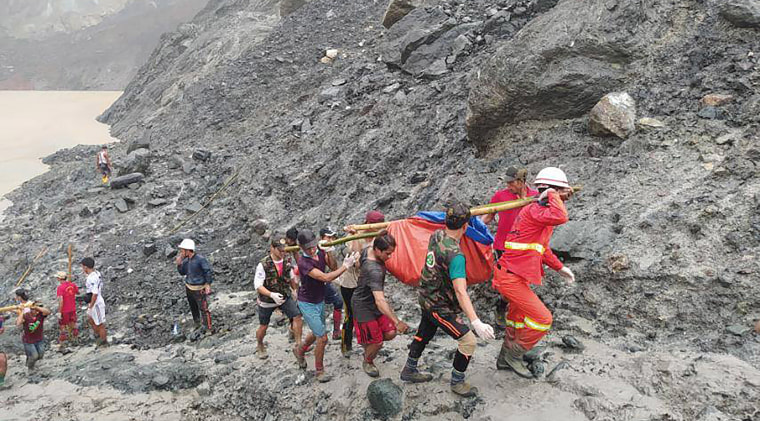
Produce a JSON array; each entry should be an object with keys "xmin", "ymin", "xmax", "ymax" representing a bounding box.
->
[
  {"xmin": 15, "ymin": 246, "xmax": 48, "ymax": 288},
  {"xmin": 0, "ymin": 302, "xmax": 35, "ymax": 313},
  {"xmin": 344, "ymin": 186, "xmax": 584, "ymax": 231},
  {"xmin": 283, "ymin": 231, "xmax": 381, "ymax": 253}
]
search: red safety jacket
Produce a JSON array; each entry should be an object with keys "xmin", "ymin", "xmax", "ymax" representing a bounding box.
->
[{"xmin": 498, "ymin": 190, "xmax": 568, "ymax": 285}]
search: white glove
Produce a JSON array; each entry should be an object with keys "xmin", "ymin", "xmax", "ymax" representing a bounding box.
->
[
  {"xmin": 559, "ymin": 266, "xmax": 575, "ymax": 284},
  {"xmin": 471, "ymin": 319, "xmax": 495, "ymax": 340},
  {"xmin": 270, "ymin": 292, "xmax": 285, "ymax": 305},
  {"xmin": 342, "ymin": 252, "xmax": 359, "ymax": 269}
]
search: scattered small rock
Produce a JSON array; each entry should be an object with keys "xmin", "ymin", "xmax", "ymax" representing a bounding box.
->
[
  {"xmin": 192, "ymin": 149, "xmax": 212, "ymax": 161},
  {"xmin": 114, "ymin": 198, "xmax": 129, "ymax": 213},
  {"xmin": 561, "ymin": 335, "xmax": 585, "ymax": 351},
  {"xmin": 701, "ymin": 94, "xmax": 734, "ymax": 107},
  {"xmin": 638, "ymin": 117, "xmax": 665, "ymax": 128},
  {"xmin": 143, "ymin": 243, "xmax": 157, "ymax": 257},
  {"xmin": 726, "ymin": 324, "xmax": 751, "ymax": 336},
  {"xmin": 185, "ymin": 201, "xmax": 203, "ymax": 213}
]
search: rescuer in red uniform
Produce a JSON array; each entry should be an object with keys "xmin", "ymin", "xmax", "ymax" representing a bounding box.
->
[{"xmin": 492, "ymin": 167, "xmax": 576, "ymax": 378}]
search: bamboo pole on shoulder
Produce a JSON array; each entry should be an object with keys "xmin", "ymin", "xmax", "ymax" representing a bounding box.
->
[{"xmin": 289, "ymin": 186, "xmax": 584, "ymax": 252}]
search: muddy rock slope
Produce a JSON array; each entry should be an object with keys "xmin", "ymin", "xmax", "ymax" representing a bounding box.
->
[{"xmin": 2, "ymin": 0, "xmax": 760, "ymax": 419}]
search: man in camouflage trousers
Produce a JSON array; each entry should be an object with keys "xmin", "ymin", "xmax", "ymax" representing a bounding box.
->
[{"xmin": 400, "ymin": 203, "xmax": 495, "ymax": 397}]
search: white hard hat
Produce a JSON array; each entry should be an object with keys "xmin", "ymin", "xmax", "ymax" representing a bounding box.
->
[
  {"xmin": 178, "ymin": 239, "xmax": 196, "ymax": 251},
  {"xmin": 534, "ymin": 167, "xmax": 570, "ymax": 189}
]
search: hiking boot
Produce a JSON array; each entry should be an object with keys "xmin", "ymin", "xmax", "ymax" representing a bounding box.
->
[
  {"xmin": 256, "ymin": 346, "xmax": 268, "ymax": 360},
  {"xmin": 95, "ymin": 338, "xmax": 110, "ymax": 348},
  {"xmin": 497, "ymin": 345, "xmax": 533, "ymax": 379},
  {"xmin": 293, "ymin": 345, "xmax": 307, "ymax": 369},
  {"xmin": 342, "ymin": 349, "xmax": 351, "ymax": 359},
  {"xmin": 332, "ymin": 330, "xmax": 341, "ymax": 341},
  {"xmin": 315, "ymin": 371, "xmax": 332, "ymax": 383},
  {"xmin": 400, "ymin": 367, "xmax": 433, "ymax": 383},
  {"xmin": 451, "ymin": 382, "xmax": 478, "ymax": 398},
  {"xmin": 363, "ymin": 361, "xmax": 380, "ymax": 378}
]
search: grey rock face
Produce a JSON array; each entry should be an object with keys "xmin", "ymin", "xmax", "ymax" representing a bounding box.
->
[
  {"xmin": 110, "ymin": 173, "xmax": 144, "ymax": 189},
  {"xmin": 466, "ymin": 0, "xmax": 659, "ymax": 144},
  {"xmin": 721, "ymin": 0, "xmax": 760, "ymax": 27},
  {"xmin": 588, "ymin": 92, "xmax": 636, "ymax": 139},
  {"xmin": 551, "ymin": 221, "xmax": 616, "ymax": 260},
  {"xmin": 367, "ymin": 378, "xmax": 403, "ymax": 418},
  {"xmin": 114, "ymin": 198, "xmax": 129, "ymax": 213},
  {"xmin": 380, "ymin": 8, "xmax": 474, "ymax": 77},
  {"xmin": 280, "ymin": 0, "xmax": 307, "ymax": 17}
]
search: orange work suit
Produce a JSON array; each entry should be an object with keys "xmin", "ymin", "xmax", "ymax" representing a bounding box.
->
[{"xmin": 492, "ymin": 190, "xmax": 568, "ymax": 350}]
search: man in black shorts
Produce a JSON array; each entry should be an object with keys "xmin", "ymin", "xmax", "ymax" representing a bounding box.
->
[
  {"xmin": 255, "ymin": 235, "xmax": 303, "ymax": 363},
  {"xmin": 400, "ymin": 203, "xmax": 495, "ymax": 397}
]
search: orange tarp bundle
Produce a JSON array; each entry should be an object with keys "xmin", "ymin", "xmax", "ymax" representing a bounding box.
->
[{"xmin": 385, "ymin": 217, "xmax": 495, "ymax": 287}]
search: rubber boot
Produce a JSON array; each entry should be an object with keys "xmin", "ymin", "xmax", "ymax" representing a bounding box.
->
[
  {"xmin": 332, "ymin": 309, "xmax": 342, "ymax": 340},
  {"xmin": 400, "ymin": 366, "xmax": 433, "ymax": 383},
  {"xmin": 496, "ymin": 344, "xmax": 533, "ymax": 379},
  {"xmin": 451, "ymin": 381, "xmax": 478, "ymax": 397}
]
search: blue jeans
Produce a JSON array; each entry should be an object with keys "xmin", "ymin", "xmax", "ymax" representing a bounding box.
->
[
  {"xmin": 324, "ymin": 284, "xmax": 343, "ymax": 308},
  {"xmin": 298, "ymin": 301, "xmax": 326, "ymax": 337},
  {"xmin": 24, "ymin": 341, "xmax": 44, "ymax": 368}
]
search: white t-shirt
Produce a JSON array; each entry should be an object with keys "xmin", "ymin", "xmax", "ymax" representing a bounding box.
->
[
  {"xmin": 98, "ymin": 151, "xmax": 108, "ymax": 164},
  {"xmin": 254, "ymin": 259, "xmax": 295, "ymax": 308},
  {"xmin": 86, "ymin": 271, "xmax": 106, "ymax": 306}
]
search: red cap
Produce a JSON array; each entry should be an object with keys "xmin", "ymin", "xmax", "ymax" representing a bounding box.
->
[{"xmin": 364, "ymin": 210, "xmax": 385, "ymax": 224}]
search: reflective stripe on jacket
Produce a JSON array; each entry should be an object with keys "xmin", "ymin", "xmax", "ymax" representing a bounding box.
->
[{"xmin": 498, "ymin": 190, "xmax": 567, "ymax": 285}]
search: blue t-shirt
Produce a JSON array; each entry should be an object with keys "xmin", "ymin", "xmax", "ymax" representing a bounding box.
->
[{"xmin": 448, "ymin": 254, "xmax": 466, "ymax": 280}]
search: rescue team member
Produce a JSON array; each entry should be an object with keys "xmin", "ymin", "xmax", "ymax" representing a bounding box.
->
[
  {"xmin": 401, "ymin": 203, "xmax": 495, "ymax": 397},
  {"xmin": 339, "ymin": 210, "xmax": 386, "ymax": 358},
  {"xmin": 55, "ymin": 271, "xmax": 79, "ymax": 344},
  {"xmin": 176, "ymin": 239, "xmax": 214, "ymax": 333},
  {"xmin": 95, "ymin": 145, "xmax": 112, "ymax": 184},
  {"xmin": 351, "ymin": 231, "xmax": 408, "ymax": 377},
  {"xmin": 82, "ymin": 258, "xmax": 109, "ymax": 347},
  {"xmin": 319, "ymin": 227, "xmax": 344, "ymax": 341},
  {"xmin": 295, "ymin": 230, "xmax": 358, "ymax": 382},
  {"xmin": 493, "ymin": 167, "xmax": 576, "ymax": 378},
  {"xmin": 480, "ymin": 167, "xmax": 538, "ymax": 328},
  {"xmin": 15, "ymin": 294, "xmax": 51, "ymax": 369},
  {"xmin": 254, "ymin": 235, "xmax": 303, "ymax": 362}
]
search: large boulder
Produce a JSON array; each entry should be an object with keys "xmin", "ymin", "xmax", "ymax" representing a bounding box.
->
[
  {"xmin": 380, "ymin": 8, "xmax": 476, "ymax": 77},
  {"xmin": 551, "ymin": 221, "xmax": 616, "ymax": 260},
  {"xmin": 119, "ymin": 148, "xmax": 152, "ymax": 176},
  {"xmin": 721, "ymin": 0, "xmax": 760, "ymax": 28},
  {"xmin": 466, "ymin": 0, "xmax": 660, "ymax": 144},
  {"xmin": 588, "ymin": 92, "xmax": 636, "ymax": 139},
  {"xmin": 110, "ymin": 173, "xmax": 144, "ymax": 189},
  {"xmin": 367, "ymin": 378, "xmax": 403, "ymax": 418}
]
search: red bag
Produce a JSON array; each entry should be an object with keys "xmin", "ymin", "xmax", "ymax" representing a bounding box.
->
[{"xmin": 385, "ymin": 217, "xmax": 494, "ymax": 287}]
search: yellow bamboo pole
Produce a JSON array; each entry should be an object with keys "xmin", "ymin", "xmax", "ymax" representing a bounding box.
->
[
  {"xmin": 0, "ymin": 302, "xmax": 34, "ymax": 313},
  {"xmin": 284, "ymin": 231, "xmax": 381, "ymax": 253},
  {"xmin": 15, "ymin": 246, "xmax": 48, "ymax": 288}
]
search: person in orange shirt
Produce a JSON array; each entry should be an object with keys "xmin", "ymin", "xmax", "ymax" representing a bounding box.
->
[
  {"xmin": 492, "ymin": 167, "xmax": 576, "ymax": 378},
  {"xmin": 481, "ymin": 167, "xmax": 538, "ymax": 328}
]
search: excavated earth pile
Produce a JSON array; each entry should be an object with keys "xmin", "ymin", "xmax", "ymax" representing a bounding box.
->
[{"xmin": 1, "ymin": 0, "xmax": 760, "ymax": 419}]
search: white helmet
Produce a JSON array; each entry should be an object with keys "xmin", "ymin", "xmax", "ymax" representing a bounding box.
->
[
  {"xmin": 178, "ymin": 239, "xmax": 196, "ymax": 251},
  {"xmin": 534, "ymin": 167, "xmax": 570, "ymax": 189}
]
